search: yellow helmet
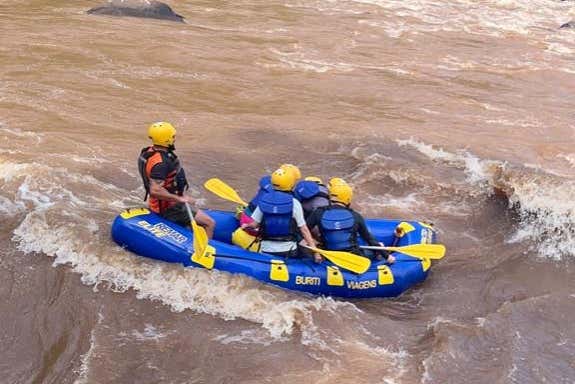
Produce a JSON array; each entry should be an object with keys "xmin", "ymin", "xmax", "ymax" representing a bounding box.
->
[
  {"xmin": 304, "ymin": 176, "xmax": 323, "ymax": 184},
  {"xmin": 271, "ymin": 168, "xmax": 296, "ymax": 192},
  {"xmin": 280, "ymin": 163, "xmax": 301, "ymax": 181},
  {"xmin": 329, "ymin": 182, "xmax": 353, "ymax": 205},
  {"xmin": 148, "ymin": 122, "xmax": 176, "ymax": 147},
  {"xmin": 328, "ymin": 177, "xmax": 348, "ymax": 188}
]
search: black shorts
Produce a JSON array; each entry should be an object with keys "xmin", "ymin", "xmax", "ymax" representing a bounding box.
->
[{"xmin": 161, "ymin": 203, "xmax": 196, "ymax": 227}]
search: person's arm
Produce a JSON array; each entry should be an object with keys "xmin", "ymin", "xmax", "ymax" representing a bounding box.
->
[
  {"xmin": 355, "ymin": 212, "xmax": 395, "ymax": 263},
  {"xmin": 299, "ymin": 224, "xmax": 322, "ymax": 263},
  {"xmin": 149, "ymin": 179, "xmax": 194, "ymax": 204},
  {"xmin": 294, "ymin": 201, "xmax": 321, "ymax": 263},
  {"xmin": 355, "ymin": 213, "xmax": 379, "ymax": 246},
  {"xmin": 241, "ymin": 207, "xmax": 262, "ymax": 229},
  {"xmin": 305, "ymin": 209, "xmax": 322, "ymax": 240}
]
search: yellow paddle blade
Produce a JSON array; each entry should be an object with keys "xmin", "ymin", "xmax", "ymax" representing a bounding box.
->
[
  {"xmin": 204, "ymin": 178, "xmax": 248, "ymax": 207},
  {"xmin": 191, "ymin": 219, "xmax": 209, "ymax": 256},
  {"xmin": 185, "ymin": 202, "xmax": 209, "ymax": 256},
  {"xmin": 305, "ymin": 246, "xmax": 371, "ymax": 274},
  {"xmin": 383, "ymin": 244, "xmax": 445, "ymax": 260}
]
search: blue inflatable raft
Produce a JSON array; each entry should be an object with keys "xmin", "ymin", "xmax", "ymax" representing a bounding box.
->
[{"xmin": 111, "ymin": 208, "xmax": 439, "ymax": 298}]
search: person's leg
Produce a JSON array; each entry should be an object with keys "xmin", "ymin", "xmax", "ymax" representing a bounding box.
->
[
  {"xmin": 162, "ymin": 204, "xmax": 216, "ymax": 239},
  {"xmin": 162, "ymin": 204, "xmax": 191, "ymax": 227},
  {"xmin": 194, "ymin": 209, "xmax": 215, "ymax": 239}
]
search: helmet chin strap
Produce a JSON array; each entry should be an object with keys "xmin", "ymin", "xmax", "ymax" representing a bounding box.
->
[{"xmin": 168, "ymin": 144, "xmax": 176, "ymax": 151}]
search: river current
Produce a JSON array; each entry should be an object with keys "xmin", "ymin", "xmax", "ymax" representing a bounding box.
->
[{"xmin": 1, "ymin": 1, "xmax": 574, "ymax": 383}]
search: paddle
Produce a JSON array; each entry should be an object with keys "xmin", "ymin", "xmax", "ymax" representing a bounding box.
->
[
  {"xmin": 186, "ymin": 202, "xmax": 208, "ymax": 256},
  {"xmin": 302, "ymin": 245, "xmax": 371, "ymax": 274},
  {"xmin": 204, "ymin": 178, "xmax": 248, "ymax": 207},
  {"xmin": 360, "ymin": 244, "xmax": 446, "ymax": 260}
]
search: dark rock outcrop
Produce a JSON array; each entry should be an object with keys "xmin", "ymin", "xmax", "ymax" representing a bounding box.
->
[{"xmin": 87, "ymin": 1, "xmax": 184, "ymax": 23}]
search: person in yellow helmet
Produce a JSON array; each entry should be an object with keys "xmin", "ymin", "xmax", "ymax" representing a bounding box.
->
[
  {"xmin": 138, "ymin": 122, "xmax": 215, "ymax": 238},
  {"xmin": 280, "ymin": 163, "xmax": 301, "ymax": 181},
  {"xmin": 328, "ymin": 177, "xmax": 347, "ymax": 187},
  {"xmin": 306, "ymin": 179, "xmax": 395, "ymax": 264},
  {"xmin": 241, "ymin": 168, "xmax": 321, "ymax": 262},
  {"xmin": 233, "ymin": 164, "xmax": 302, "ymax": 251},
  {"xmin": 246, "ymin": 163, "xmax": 302, "ymax": 214}
]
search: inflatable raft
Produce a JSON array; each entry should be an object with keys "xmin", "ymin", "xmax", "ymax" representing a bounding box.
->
[{"xmin": 111, "ymin": 208, "xmax": 439, "ymax": 298}]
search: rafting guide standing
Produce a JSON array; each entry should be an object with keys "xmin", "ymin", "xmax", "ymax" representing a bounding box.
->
[{"xmin": 138, "ymin": 121, "xmax": 215, "ymax": 238}]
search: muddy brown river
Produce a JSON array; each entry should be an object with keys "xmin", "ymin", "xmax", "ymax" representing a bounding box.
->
[{"xmin": 1, "ymin": 1, "xmax": 574, "ymax": 383}]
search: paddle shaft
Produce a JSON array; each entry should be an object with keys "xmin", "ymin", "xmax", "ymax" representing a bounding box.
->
[
  {"xmin": 361, "ymin": 245, "xmax": 397, "ymax": 251},
  {"xmin": 185, "ymin": 202, "xmax": 195, "ymax": 224},
  {"xmin": 301, "ymin": 244, "xmax": 371, "ymax": 274}
]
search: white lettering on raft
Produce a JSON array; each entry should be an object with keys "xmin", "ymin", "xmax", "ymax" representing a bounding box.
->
[
  {"xmin": 137, "ymin": 220, "xmax": 188, "ymax": 244},
  {"xmin": 346, "ymin": 280, "xmax": 377, "ymax": 290},
  {"xmin": 295, "ymin": 276, "xmax": 321, "ymax": 286}
]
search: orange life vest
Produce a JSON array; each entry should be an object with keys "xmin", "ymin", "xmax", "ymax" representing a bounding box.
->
[{"xmin": 137, "ymin": 146, "xmax": 188, "ymax": 214}]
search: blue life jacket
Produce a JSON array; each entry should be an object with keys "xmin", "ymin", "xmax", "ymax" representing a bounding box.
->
[
  {"xmin": 248, "ymin": 175, "xmax": 273, "ymax": 212},
  {"xmin": 320, "ymin": 208, "xmax": 356, "ymax": 250},
  {"xmin": 259, "ymin": 191, "xmax": 296, "ymax": 241},
  {"xmin": 295, "ymin": 181, "xmax": 330, "ymax": 216},
  {"xmin": 294, "ymin": 180, "xmax": 320, "ymax": 201}
]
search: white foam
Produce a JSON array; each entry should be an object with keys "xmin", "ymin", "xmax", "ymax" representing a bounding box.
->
[
  {"xmin": 73, "ymin": 311, "xmax": 103, "ymax": 384},
  {"xmin": 0, "ymin": 159, "xmax": 35, "ymax": 182},
  {"xmin": 214, "ymin": 329, "xmax": 288, "ymax": 347},
  {"xmin": 347, "ymin": 0, "xmax": 546, "ymax": 37},
  {"xmin": 360, "ymin": 193, "xmax": 421, "ymax": 212},
  {"xmin": 0, "ymin": 125, "xmax": 43, "ymax": 143},
  {"xmin": 484, "ymin": 118, "xmax": 541, "ymax": 129},
  {"xmin": 10, "ymin": 177, "xmax": 358, "ymax": 340},
  {"xmin": 435, "ymin": 200, "xmax": 473, "ymax": 217},
  {"xmin": 557, "ymin": 153, "xmax": 575, "ymax": 168},
  {"xmin": 397, "ymin": 138, "xmax": 575, "ymax": 259},
  {"xmin": 506, "ymin": 178, "xmax": 575, "ymax": 259},
  {"xmin": 396, "ymin": 137, "xmax": 499, "ymax": 185},
  {"xmin": 419, "ymin": 108, "xmax": 440, "ymax": 115},
  {"xmin": 126, "ymin": 324, "xmax": 172, "ymax": 342},
  {"xmin": 0, "ymin": 195, "xmax": 26, "ymax": 216},
  {"xmin": 2, "ymin": 158, "xmax": 362, "ymax": 339},
  {"xmin": 546, "ymin": 42, "xmax": 574, "ymax": 56},
  {"xmin": 13, "ymin": 205, "xmax": 360, "ymax": 338}
]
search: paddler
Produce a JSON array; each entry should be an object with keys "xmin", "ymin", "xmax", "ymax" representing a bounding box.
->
[
  {"xmin": 293, "ymin": 176, "xmax": 330, "ymax": 218},
  {"xmin": 138, "ymin": 122, "xmax": 215, "ymax": 238},
  {"xmin": 245, "ymin": 163, "xmax": 302, "ymax": 214},
  {"xmin": 306, "ymin": 178, "xmax": 395, "ymax": 264},
  {"xmin": 232, "ymin": 164, "xmax": 302, "ymax": 250},
  {"xmin": 240, "ymin": 168, "xmax": 321, "ymax": 262}
]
